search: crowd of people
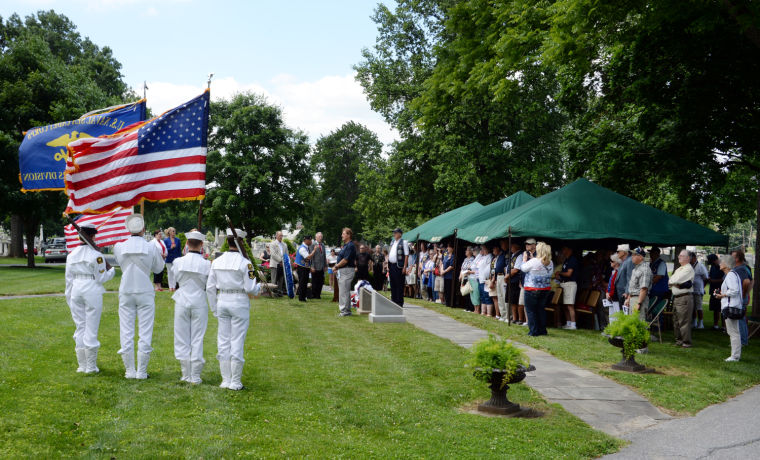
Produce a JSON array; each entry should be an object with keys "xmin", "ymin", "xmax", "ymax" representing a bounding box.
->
[{"xmin": 64, "ymin": 218, "xmax": 754, "ymax": 393}]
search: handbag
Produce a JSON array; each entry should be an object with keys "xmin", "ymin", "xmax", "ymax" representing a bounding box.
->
[
  {"xmin": 460, "ymin": 281, "xmax": 473, "ymax": 296},
  {"xmin": 434, "ymin": 267, "xmax": 440, "ymax": 276},
  {"xmin": 722, "ymin": 272, "xmax": 746, "ymax": 320}
]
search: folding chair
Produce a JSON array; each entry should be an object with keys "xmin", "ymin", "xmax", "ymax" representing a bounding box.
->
[
  {"xmin": 647, "ymin": 297, "xmax": 669, "ymax": 343},
  {"xmin": 544, "ymin": 287, "xmax": 562, "ymax": 328},
  {"xmin": 576, "ymin": 290, "xmax": 600, "ymax": 330}
]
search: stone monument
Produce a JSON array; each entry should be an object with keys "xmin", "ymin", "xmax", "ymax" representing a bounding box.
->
[{"xmin": 368, "ymin": 291, "xmax": 406, "ymax": 323}]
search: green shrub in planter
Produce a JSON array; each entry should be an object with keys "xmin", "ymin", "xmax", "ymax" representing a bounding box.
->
[
  {"xmin": 604, "ymin": 311, "xmax": 649, "ymax": 359},
  {"xmin": 467, "ymin": 335, "xmax": 528, "ymax": 388}
]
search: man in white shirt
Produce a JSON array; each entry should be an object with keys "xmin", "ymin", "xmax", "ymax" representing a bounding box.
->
[
  {"xmin": 268, "ymin": 231, "xmax": 285, "ymax": 295},
  {"xmin": 475, "ymin": 245, "xmax": 494, "ymax": 315},
  {"xmin": 691, "ymin": 252, "xmax": 708, "ymax": 329},
  {"xmin": 65, "ymin": 223, "xmax": 116, "ymax": 374},
  {"xmin": 113, "ymin": 214, "xmax": 165, "ymax": 379},
  {"xmin": 388, "ymin": 228, "xmax": 409, "ymax": 307},
  {"xmin": 207, "ymin": 228, "xmax": 261, "ymax": 390},
  {"xmin": 171, "ymin": 231, "xmax": 211, "ymax": 384},
  {"xmin": 669, "ymin": 250, "xmax": 696, "ymax": 348}
]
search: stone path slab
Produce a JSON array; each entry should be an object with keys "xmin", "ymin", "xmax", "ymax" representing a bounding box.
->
[
  {"xmin": 402, "ymin": 303, "xmax": 671, "ymax": 437},
  {"xmin": 604, "ymin": 385, "xmax": 760, "ymax": 459}
]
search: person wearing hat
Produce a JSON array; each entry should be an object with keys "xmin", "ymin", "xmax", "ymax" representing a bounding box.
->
[
  {"xmin": 113, "ymin": 214, "xmax": 166, "ymax": 379},
  {"xmin": 64, "ymin": 223, "xmax": 116, "ymax": 374},
  {"xmin": 206, "ymin": 228, "xmax": 261, "ymax": 390},
  {"xmin": 614, "ymin": 244, "xmax": 634, "ymax": 312},
  {"xmin": 294, "ymin": 234, "xmax": 315, "ymax": 302},
  {"xmin": 625, "ymin": 247, "xmax": 653, "ymax": 326},
  {"xmin": 388, "ymin": 228, "xmax": 409, "ymax": 307},
  {"xmin": 170, "ymin": 231, "xmax": 211, "ymax": 384}
]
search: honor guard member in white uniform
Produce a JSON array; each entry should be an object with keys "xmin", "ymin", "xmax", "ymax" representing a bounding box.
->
[
  {"xmin": 65, "ymin": 223, "xmax": 115, "ymax": 373},
  {"xmin": 171, "ymin": 231, "xmax": 211, "ymax": 384},
  {"xmin": 206, "ymin": 228, "xmax": 261, "ymax": 390},
  {"xmin": 113, "ymin": 214, "xmax": 165, "ymax": 379}
]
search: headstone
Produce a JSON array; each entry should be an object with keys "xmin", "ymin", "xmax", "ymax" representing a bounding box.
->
[
  {"xmin": 369, "ymin": 291, "xmax": 406, "ymax": 323},
  {"xmin": 357, "ymin": 287, "xmax": 373, "ymax": 315}
]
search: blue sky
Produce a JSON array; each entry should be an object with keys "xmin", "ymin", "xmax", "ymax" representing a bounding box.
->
[{"xmin": 1, "ymin": 0, "xmax": 397, "ymax": 144}]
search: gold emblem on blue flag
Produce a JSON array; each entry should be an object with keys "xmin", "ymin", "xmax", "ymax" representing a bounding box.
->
[{"xmin": 19, "ymin": 100, "xmax": 146, "ymax": 192}]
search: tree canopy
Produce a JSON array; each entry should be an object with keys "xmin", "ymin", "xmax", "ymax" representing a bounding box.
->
[
  {"xmin": 204, "ymin": 92, "xmax": 311, "ymax": 240},
  {"xmin": 0, "ymin": 10, "xmax": 133, "ymax": 266}
]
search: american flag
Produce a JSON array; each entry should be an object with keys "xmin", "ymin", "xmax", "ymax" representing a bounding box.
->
[
  {"xmin": 64, "ymin": 91, "xmax": 209, "ymax": 214},
  {"xmin": 64, "ymin": 207, "xmax": 133, "ymax": 251}
]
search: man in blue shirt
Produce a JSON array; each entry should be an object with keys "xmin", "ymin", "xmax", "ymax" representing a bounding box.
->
[
  {"xmin": 333, "ymin": 228, "xmax": 357, "ymax": 316},
  {"xmin": 492, "ymin": 242, "xmax": 507, "ymax": 319},
  {"xmin": 556, "ymin": 245, "xmax": 580, "ymax": 330}
]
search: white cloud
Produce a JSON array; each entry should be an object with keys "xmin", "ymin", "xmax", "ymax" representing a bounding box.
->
[
  {"xmin": 142, "ymin": 6, "xmax": 158, "ymax": 16},
  {"xmin": 135, "ymin": 74, "xmax": 399, "ymax": 147}
]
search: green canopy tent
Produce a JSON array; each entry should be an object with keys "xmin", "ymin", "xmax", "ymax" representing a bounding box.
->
[
  {"xmin": 457, "ymin": 178, "xmax": 728, "ymax": 246},
  {"xmin": 402, "ymin": 201, "xmax": 484, "ymax": 243},
  {"xmin": 456, "ymin": 191, "xmax": 534, "ymax": 243}
]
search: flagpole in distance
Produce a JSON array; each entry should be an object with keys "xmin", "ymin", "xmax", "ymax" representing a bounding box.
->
[
  {"xmin": 140, "ymin": 81, "xmax": 148, "ymax": 219},
  {"xmin": 197, "ymin": 73, "xmax": 213, "ymax": 231}
]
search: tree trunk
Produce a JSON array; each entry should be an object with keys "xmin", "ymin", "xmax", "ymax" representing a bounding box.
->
[
  {"xmin": 23, "ymin": 217, "xmax": 37, "ymax": 268},
  {"xmin": 753, "ymin": 185, "xmax": 760, "ymax": 317},
  {"xmin": 10, "ymin": 214, "xmax": 23, "ymax": 258}
]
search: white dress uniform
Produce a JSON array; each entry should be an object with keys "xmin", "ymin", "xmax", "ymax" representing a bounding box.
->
[
  {"xmin": 207, "ymin": 230, "xmax": 260, "ymax": 390},
  {"xmin": 65, "ymin": 242, "xmax": 115, "ymax": 373},
  {"xmin": 113, "ymin": 215, "xmax": 165, "ymax": 379},
  {"xmin": 171, "ymin": 233, "xmax": 211, "ymax": 384}
]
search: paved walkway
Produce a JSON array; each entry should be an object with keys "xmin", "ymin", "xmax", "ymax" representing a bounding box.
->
[
  {"xmin": 604, "ymin": 385, "xmax": 760, "ymax": 459},
  {"xmin": 402, "ymin": 303, "xmax": 672, "ymax": 437}
]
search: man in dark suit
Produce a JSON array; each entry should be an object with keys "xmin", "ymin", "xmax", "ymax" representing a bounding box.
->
[{"xmin": 310, "ymin": 232, "xmax": 328, "ymax": 299}]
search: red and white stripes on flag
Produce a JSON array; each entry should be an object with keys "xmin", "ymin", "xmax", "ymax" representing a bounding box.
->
[
  {"xmin": 64, "ymin": 207, "xmax": 133, "ymax": 251},
  {"xmin": 64, "ymin": 91, "xmax": 209, "ymax": 214}
]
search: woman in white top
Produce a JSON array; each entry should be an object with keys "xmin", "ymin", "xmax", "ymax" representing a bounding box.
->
[
  {"xmin": 459, "ymin": 247, "xmax": 476, "ymax": 312},
  {"xmin": 475, "ymin": 246, "xmax": 493, "ymax": 316},
  {"xmin": 151, "ymin": 230, "xmax": 167, "ymax": 291},
  {"xmin": 714, "ymin": 255, "xmax": 744, "ymax": 361},
  {"xmin": 520, "ymin": 241, "xmax": 554, "ymax": 336}
]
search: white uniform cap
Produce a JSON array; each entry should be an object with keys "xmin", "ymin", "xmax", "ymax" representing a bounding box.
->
[
  {"xmin": 226, "ymin": 228, "xmax": 247, "ymax": 239},
  {"xmin": 525, "ymin": 237, "xmax": 537, "ymax": 245},
  {"xmin": 125, "ymin": 214, "xmax": 145, "ymax": 234},
  {"xmin": 79, "ymin": 222, "xmax": 97, "ymax": 230},
  {"xmin": 185, "ymin": 231, "xmax": 205, "ymax": 241},
  {"xmin": 616, "ymin": 243, "xmax": 630, "ymax": 252}
]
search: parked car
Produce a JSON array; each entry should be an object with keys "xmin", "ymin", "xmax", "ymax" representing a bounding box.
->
[{"xmin": 44, "ymin": 238, "xmax": 68, "ymax": 262}]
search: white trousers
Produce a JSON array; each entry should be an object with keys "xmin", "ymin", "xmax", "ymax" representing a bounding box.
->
[
  {"xmin": 725, "ymin": 318, "xmax": 742, "ymax": 360},
  {"xmin": 166, "ymin": 263, "xmax": 176, "ymax": 289},
  {"xmin": 69, "ymin": 292, "xmax": 103, "ymax": 349},
  {"xmin": 216, "ymin": 302, "xmax": 250, "ymax": 363},
  {"xmin": 118, "ymin": 292, "xmax": 156, "ymax": 355},
  {"xmin": 174, "ymin": 303, "xmax": 208, "ymax": 362},
  {"xmin": 338, "ymin": 267, "xmax": 354, "ymax": 314},
  {"xmin": 496, "ymin": 275, "xmax": 506, "ymax": 313}
]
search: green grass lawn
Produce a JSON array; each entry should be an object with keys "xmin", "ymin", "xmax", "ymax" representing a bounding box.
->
[
  {"xmin": 0, "ymin": 266, "xmax": 122, "ymax": 295},
  {"xmin": 417, "ymin": 297, "xmax": 760, "ymax": 415},
  {"xmin": 0, "ymin": 291, "xmax": 621, "ymax": 458},
  {"xmin": 0, "ymin": 256, "xmax": 44, "ymax": 265}
]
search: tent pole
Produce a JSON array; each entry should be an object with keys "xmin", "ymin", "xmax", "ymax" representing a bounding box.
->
[
  {"xmin": 507, "ymin": 227, "xmax": 512, "ymax": 326},
  {"xmin": 416, "ymin": 233, "xmax": 422, "ymax": 300},
  {"xmin": 452, "ymin": 230, "xmax": 459, "ymax": 308}
]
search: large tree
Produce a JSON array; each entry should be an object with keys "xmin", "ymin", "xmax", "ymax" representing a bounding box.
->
[
  {"xmin": 539, "ymin": 0, "xmax": 760, "ymax": 311},
  {"xmin": 0, "ymin": 10, "xmax": 131, "ymax": 266},
  {"xmin": 355, "ymin": 0, "xmax": 568, "ymax": 229},
  {"xmin": 304, "ymin": 121, "xmax": 382, "ymax": 245},
  {"xmin": 204, "ymin": 92, "xmax": 311, "ymax": 240}
]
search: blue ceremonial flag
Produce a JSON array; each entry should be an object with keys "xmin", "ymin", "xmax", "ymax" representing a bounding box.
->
[{"xmin": 18, "ymin": 100, "xmax": 147, "ymax": 192}]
